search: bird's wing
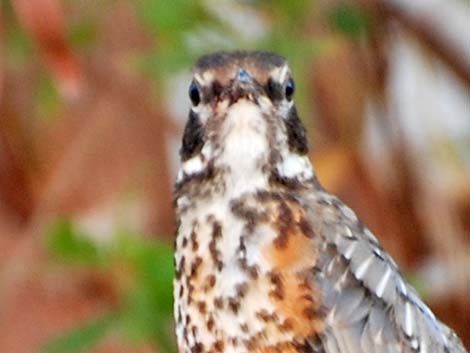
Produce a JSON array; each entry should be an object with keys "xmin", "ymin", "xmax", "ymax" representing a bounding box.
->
[{"xmin": 305, "ymin": 193, "xmax": 467, "ymax": 353}]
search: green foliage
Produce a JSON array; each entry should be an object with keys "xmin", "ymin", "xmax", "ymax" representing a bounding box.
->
[
  {"xmin": 43, "ymin": 219, "xmax": 176, "ymax": 353},
  {"xmin": 328, "ymin": 3, "xmax": 371, "ymax": 40},
  {"xmin": 135, "ymin": 0, "xmax": 216, "ymax": 78},
  {"xmin": 35, "ymin": 74, "xmax": 63, "ymax": 122},
  {"xmin": 133, "ymin": 0, "xmax": 321, "ymax": 97},
  {"xmin": 111, "ymin": 235, "xmax": 175, "ymax": 352},
  {"xmin": 47, "ymin": 219, "xmax": 101, "ymax": 265},
  {"xmin": 3, "ymin": 3, "xmax": 34, "ymax": 69},
  {"xmin": 68, "ymin": 20, "xmax": 98, "ymax": 49},
  {"xmin": 138, "ymin": 1, "xmax": 207, "ymax": 34},
  {"xmin": 41, "ymin": 313, "xmax": 117, "ymax": 353}
]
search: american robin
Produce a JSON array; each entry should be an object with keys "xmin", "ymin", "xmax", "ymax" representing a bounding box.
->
[{"xmin": 173, "ymin": 51, "xmax": 467, "ymax": 353}]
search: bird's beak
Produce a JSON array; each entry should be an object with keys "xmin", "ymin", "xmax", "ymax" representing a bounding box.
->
[
  {"xmin": 230, "ymin": 68, "xmax": 258, "ymax": 103},
  {"xmin": 235, "ymin": 68, "xmax": 253, "ymax": 86}
]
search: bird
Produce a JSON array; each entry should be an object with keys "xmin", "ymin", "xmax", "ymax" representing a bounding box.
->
[{"xmin": 173, "ymin": 51, "xmax": 467, "ymax": 353}]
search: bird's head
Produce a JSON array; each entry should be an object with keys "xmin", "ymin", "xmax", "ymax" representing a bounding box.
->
[{"xmin": 175, "ymin": 51, "xmax": 315, "ymax": 199}]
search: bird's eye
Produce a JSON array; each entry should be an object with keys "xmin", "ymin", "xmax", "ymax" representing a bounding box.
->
[
  {"xmin": 285, "ymin": 78, "xmax": 295, "ymax": 100},
  {"xmin": 189, "ymin": 81, "xmax": 201, "ymax": 106}
]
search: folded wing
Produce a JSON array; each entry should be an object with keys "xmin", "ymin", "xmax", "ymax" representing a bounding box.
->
[{"xmin": 305, "ymin": 194, "xmax": 467, "ymax": 353}]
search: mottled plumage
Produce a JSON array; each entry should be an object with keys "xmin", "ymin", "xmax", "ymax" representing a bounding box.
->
[{"xmin": 173, "ymin": 51, "xmax": 467, "ymax": 353}]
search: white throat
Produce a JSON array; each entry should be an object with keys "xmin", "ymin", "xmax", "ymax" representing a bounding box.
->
[{"xmin": 218, "ymin": 100, "xmax": 269, "ymax": 194}]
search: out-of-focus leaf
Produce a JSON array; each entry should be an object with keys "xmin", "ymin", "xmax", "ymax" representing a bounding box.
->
[
  {"xmin": 46, "ymin": 219, "xmax": 101, "ymax": 265},
  {"xmin": 4, "ymin": 20, "xmax": 33, "ymax": 68},
  {"xmin": 119, "ymin": 287, "xmax": 176, "ymax": 353},
  {"xmin": 41, "ymin": 312, "xmax": 117, "ymax": 353},
  {"xmin": 113, "ymin": 235, "xmax": 174, "ymax": 315},
  {"xmin": 136, "ymin": 1, "xmax": 207, "ymax": 35},
  {"xmin": 264, "ymin": 0, "xmax": 311, "ymax": 25},
  {"xmin": 328, "ymin": 4, "xmax": 371, "ymax": 39},
  {"xmin": 112, "ymin": 235, "xmax": 175, "ymax": 352},
  {"xmin": 35, "ymin": 73, "xmax": 62, "ymax": 120},
  {"xmin": 45, "ymin": 219, "xmax": 176, "ymax": 351},
  {"xmin": 68, "ymin": 20, "xmax": 97, "ymax": 49},
  {"xmin": 134, "ymin": 1, "xmax": 228, "ymax": 79}
]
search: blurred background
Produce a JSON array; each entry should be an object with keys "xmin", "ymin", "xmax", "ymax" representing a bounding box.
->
[{"xmin": 0, "ymin": 1, "xmax": 469, "ymax": 352}]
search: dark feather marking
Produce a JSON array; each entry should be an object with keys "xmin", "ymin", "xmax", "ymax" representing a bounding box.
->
[
  {"xmin": 285, "ymin": 106, "xmax": 308, "ymax": 154},
  {"xmin": 180, "ymin": 110, "xmax": 205, "ymax": 161},
  {"xmin": 269, "ymin": 169, "xmax": 313, "ymax": 190},
  {"xmin": 174, "ymin": 162, "xmax": 215, "ymax": 196}
]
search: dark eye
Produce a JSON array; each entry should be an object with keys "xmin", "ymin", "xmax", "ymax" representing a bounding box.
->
[
  {"xmin": 189, "ymin": 81, "xmax": 201, "ymax": 106},
  {"xmin": 285, "ymin": 79, "xmax": 295, "ymax": 100}
]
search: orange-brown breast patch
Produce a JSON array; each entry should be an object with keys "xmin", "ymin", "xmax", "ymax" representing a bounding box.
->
[
  {"xmin": 262, "ymin": 199, "xmax": 324, "ymax": 340},
  {"xmin": 257, "ymin": 342, "xmax": 306, "ymax": 353},
  {"xmin": 265, "ymin": 203, "xmax": 314, "ymax": 271}
]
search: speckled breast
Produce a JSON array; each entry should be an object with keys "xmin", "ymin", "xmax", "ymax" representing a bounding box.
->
[{"xmin": 174, "ymin": 191, "xmax": 323, "ymax": 353}]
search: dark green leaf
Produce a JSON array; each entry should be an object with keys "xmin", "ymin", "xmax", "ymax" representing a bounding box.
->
[{"xmin": 41, "ymin": 312, "xmax": 117, "ymax": 353}]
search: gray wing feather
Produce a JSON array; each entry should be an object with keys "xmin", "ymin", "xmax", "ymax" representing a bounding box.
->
[{"xmin": 305, "ymin": 193, "xmax": 467, "ymax": 353}]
